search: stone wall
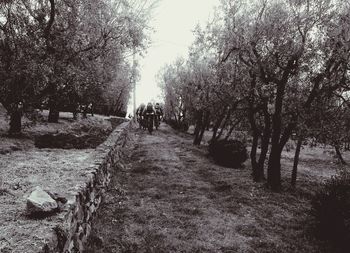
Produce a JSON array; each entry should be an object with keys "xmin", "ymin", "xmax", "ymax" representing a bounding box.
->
[{"xmin": 40, "ymin": 120, "xmax": 132, "ymax": 253}]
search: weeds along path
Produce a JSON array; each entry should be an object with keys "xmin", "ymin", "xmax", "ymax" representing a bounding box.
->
[{"xmin": 85, "ymin": 124, "xmax": 321, "ymax": 253}]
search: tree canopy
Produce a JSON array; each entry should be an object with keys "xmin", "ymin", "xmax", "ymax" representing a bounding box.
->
[
  {"xmin": 0, "ymin": 0, "xmax": 156, "ymax": 130},
  {"xmin": 159, "ymin": 0, "xmax": 350, "ymax": 191}
]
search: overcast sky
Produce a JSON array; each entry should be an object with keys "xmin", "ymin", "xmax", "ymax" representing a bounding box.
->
[{"xmin": 128, "ymin": 0, "xmax": 219, "ymax": 114}]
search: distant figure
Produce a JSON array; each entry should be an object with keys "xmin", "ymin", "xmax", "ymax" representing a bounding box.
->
[
  {"xmin": 9, "ymin": 101, "xmax": 24, "ymax": 133},
  {"xmin": 73, "ymin": 103, "xmax": 80, "ymax": 120},
  {"xmin": 40, "ymin": 102, "xmax": 44, "ymax": 112},
  {"xmin": 17, "ymin": 101, "xmax": 23, "ymax": 115},
  {"xmin": 40, "ymin": 99, "xmax": 48, "ymax": 112},
  {"xmin": 88, "ymin": 103, "xmax": 94, "ymax": 116},
  {"xmin": 136, "ymin": 103, "xmax": 146, "ymax": 129},
  {"xmin": 143, "ymin": 102, "xmax": 156, "ymax": 132},
  {"xmin": 154, "ymin": 102, "xmax": 163, "ymax": 128},
  {"xmin": 80, "ymin": 104, "xmax": 87, "ymax": 118}
]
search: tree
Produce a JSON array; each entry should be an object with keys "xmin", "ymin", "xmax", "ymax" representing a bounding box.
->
[
  {"xmin": 159, "ymin": 0, "xmax": 350, "ymax": 191},
  {"xmin": 219, "ymin": 0, "xmax": 350, "ymax": 190},
  {"xmin": 0, "ymin": 0, "xmax": 50, "ymax": 133},
  {"xmin": 0, "ymin": 0, "xmax": 157, "ymax": 130}
]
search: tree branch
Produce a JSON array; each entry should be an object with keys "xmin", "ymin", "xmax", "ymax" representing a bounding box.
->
[{"xmin": 44, "ymin": 0, "xmax": 55, "ymax": 39}]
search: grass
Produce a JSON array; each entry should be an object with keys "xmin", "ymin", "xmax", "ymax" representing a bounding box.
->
[
  {"xmin": 0, "ymin": 106, "xmax": 124, "ymax": 253},
  {"xmin": 86, "ymin": 124, "xmax": 342, "ymax": 252}
]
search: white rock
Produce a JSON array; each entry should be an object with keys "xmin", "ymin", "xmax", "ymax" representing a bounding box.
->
[{"xmin": 26, "ymin": 186, "xmax": 58, "ymax": 214}]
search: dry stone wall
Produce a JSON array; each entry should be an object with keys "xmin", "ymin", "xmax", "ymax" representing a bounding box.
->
[{"xmin": 40, "ymin": 120, "xmax": 132, "ymax": 253}]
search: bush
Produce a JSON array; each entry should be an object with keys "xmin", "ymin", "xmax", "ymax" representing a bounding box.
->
[
  {"xmin": 311, "ymin": 170, "xmax": 350, "ymax": 252},
  {"xmin": 166, "ymin": 119, "xmax": 189, "ymax": 132},
  {"xmin": 208, "ymin": 139, "xmax": 248, "ymax": 168},
  {"xmin": 34, "ymin": 126, "xmax": 112, "ymax": 149}
]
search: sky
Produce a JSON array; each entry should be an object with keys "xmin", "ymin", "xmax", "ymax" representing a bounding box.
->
[{"xmin": 128, "ymin": 0, "xmax": 219, "ymax": 115}]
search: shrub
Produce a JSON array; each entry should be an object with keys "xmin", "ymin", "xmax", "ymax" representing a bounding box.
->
[
  {"xmin": 311, "ymin": 170, "xmax": 350, "ymax": 252},
  {"xmin": 166, "ymin": 119, "xmax": 189, "ymax": 132},
  {"xmin": 208, "ymin": 139, "xmax": 248, "ymax": 168},
  {"xmin": 34, "ymin": 127, "xmax": 112, "ymax": 149}
]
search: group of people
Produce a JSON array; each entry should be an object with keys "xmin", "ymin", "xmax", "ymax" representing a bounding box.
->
[{"xmin": 136, "ymin": 102, "xmax": 163, "ymax": 131}]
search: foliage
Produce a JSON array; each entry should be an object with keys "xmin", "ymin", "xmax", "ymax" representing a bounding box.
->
[
  {"xmin": 166, "ymin": 118, "xmax": 189, "ymax": 132},
  {"xmin": 158, "ymin": 0, "xmax": 350, "ymax": 190},
  {"xmin": 34, "ymin": 129, "xmax": 111, "ymax": 149},
  {"xmin": 311, "ymin": 170, "xmax": 350, "ymax": 252},
  {"xmin": 0, "ymin": 0, "xmax": 156, "ymax": 128},
  {"xmin": 208, "ymin": 139, "xmax": 248, "ymax": 168}
]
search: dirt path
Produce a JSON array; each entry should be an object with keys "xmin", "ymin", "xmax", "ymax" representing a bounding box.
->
[{"xmin": 85, "ymin": 124, "xmax": 323, "ymax": 253}]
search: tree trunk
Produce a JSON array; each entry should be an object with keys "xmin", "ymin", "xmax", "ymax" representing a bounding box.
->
[
  {"xmin": 291, "ymin": 136, "xmax": 303, "ymax": 187},
  {"xmin": 193, "ymin": 110, "xmax": 203, "ymax": 145},
  {"xmin": 73, "ymin": 104, "xmax": 78, "ymax": 120},
  {"xmin": 197, "ymin": 111, "xmax": 210, "ymax": 145},
  {"xmin": 267, "ymin": 79, "xmax": 287, "ymax": 191},
  {"xmin": 225, "ymin": 124, "xmax": 235, "ymax": 140},
  {"xmin": 82, "ymin": 105, "xmax": 87, "ymax": 118},
  {"xmin": 257, "ymin": 133, "xmax": 270, "ymax": 181},
  {"xmin": 224, "ymin": 117, "xmax": 243, "ymax": 140},
  {"xmin": 335, "ymin": 145, "xmax": 346, "ymax": 165},
  {"xmin": 251, "ymin": 132, "xmax": 263, "ymax": 181},
  {"xmin": 9, "ymin": 110, "xmax": 22, "ymax": 134},
  {"xmin": 248, "ymin": 108, "xmax": 265, "ymax": 181},
  {"xmin": 206, "ymin": 124, "xmax": 210, "ymax": 131},
  {"xmin": 217, "ymin": 109, "xmax": 231, "ymax": 140},
  {"xmin": 257, "ymin": 111, "xmax": 271, "ymax": 181},
  {"xmin": 211, "ymin": 108, "xmax": 227, "ymax": 141},
  {"xmin": 267, "ymin": 147, "xmax": 282, "ymax": 191},
  {"xmin": 267, "ymin": 107, "xmax": 283, "ymax": 191},
  {"xmin": 48, "ymin": 98, "xmax": 59, "ymax": 123}
]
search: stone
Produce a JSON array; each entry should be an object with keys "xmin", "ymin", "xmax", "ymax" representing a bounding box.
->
[
  {"xmin": 26, "ymin": 186, "xmax": 58, "ymax": 214},
  {"xmin": 47, "ymin": 191, "xmax": 68, "ymax": 204},
  {"xmin": 46, "ymin": 191, "xmax": 68, "ymax": 211}
]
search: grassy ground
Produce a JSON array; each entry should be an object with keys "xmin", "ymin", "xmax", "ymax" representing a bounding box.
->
[
  {"xmin": 0, "ymin": 107, "xmax": 114, "ymax": 152},
  {"xmin": 0, "ymin": 106, "xmax": 123, "ymax": 253},
  {"xmin": 86, "ymin": 124, "xmax": 341, "ymax": 253}
]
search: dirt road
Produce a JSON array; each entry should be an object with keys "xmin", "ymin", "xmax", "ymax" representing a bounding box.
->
[{"xmin": 85, "ymin": 124, "xmax": 322, "ymax": 253}]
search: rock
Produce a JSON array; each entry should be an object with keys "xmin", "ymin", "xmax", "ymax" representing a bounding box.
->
[
  {"xmin": 46, "ymin": 191, "xmax": 67, "ymax": 203},
  {"xmin": 26, "ymin": 186, "xmax": 58, "ymax": 214},
  {"xmin": 46, "ymin": 191, "xmax": 68, "ymax": 211}
]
